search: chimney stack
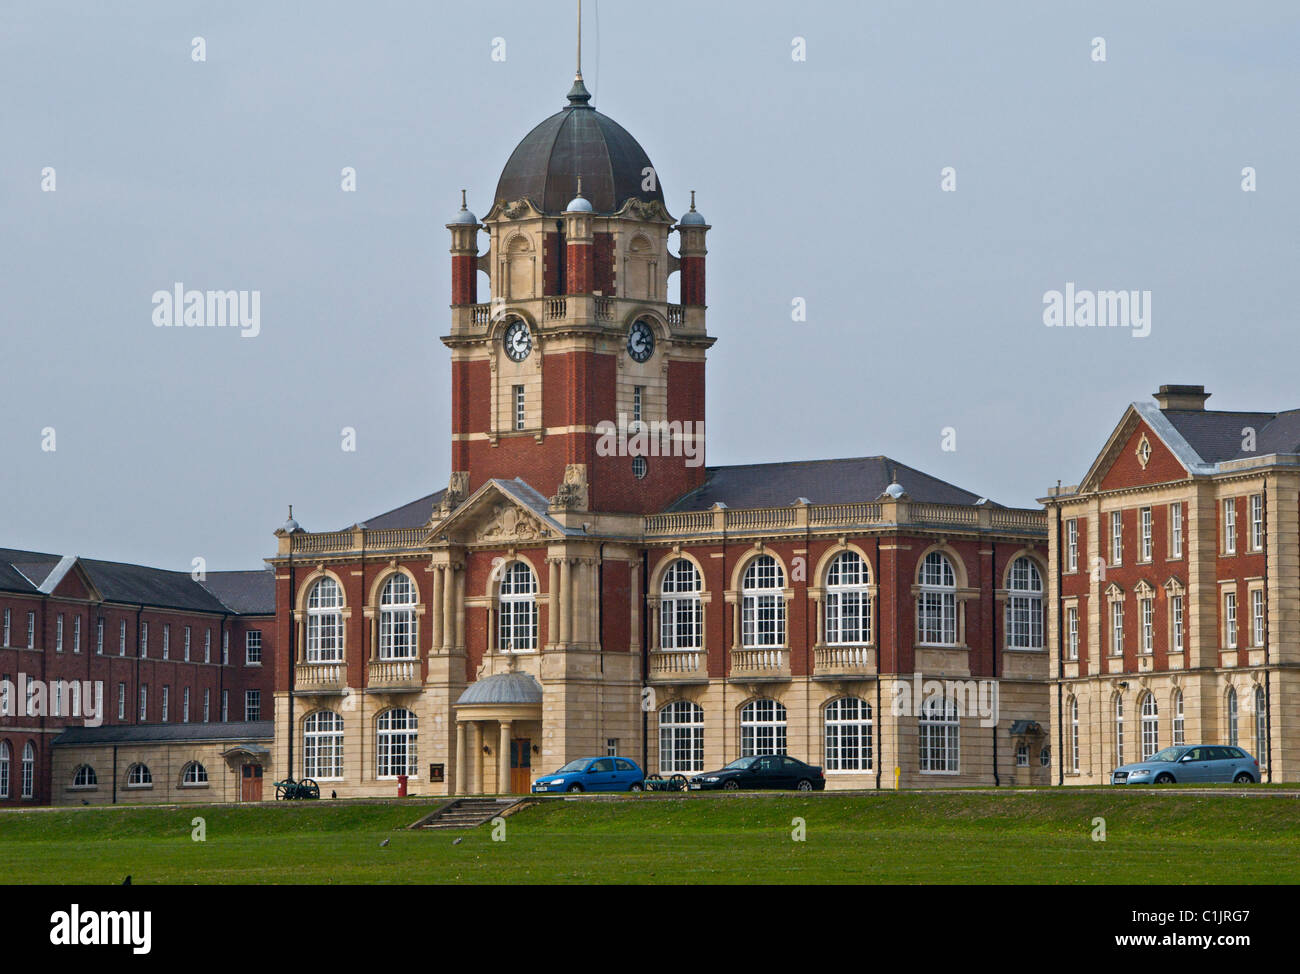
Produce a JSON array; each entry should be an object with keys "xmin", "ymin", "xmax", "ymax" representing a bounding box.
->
[{"xmin": 1153, "ymin": 384, "xmax": 1210, "ymax": 411}]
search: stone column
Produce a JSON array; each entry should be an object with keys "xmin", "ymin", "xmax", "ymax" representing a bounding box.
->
[
  {"xmin": 548, "ymin": 558, "xmax": 560, "ymax": 649},
  {"xmin": 559, "ymin": 558, "xmax": 572, "ymax": 645},
  {"xmin": 469, "ymin": 721, "xmax": 482, "ymax": 795},
  {"xmin": 454, "ymin": 566, "xmax": 465, "ymax": 651},
  {"xmin": 498, "ymin": 720, "xmax": 513, "ymax": 794},
  {"xmin": 431, "ymin": 565, "xmax": 444, "ymax": 653},
  {"xmin": 454, "ymin": 720, "xmax": 466, "ymax": 795},
  {"xmin": 442, "ymin": 565, "xmax": 456, "ymax": 653}
]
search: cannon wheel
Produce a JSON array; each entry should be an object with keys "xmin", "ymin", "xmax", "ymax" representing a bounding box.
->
[
  {"xmin": 301, "ymin": 778, "xmax": 320, "ymax": 799},
  {"xmin": 669, "ymin": 774, "xmax": 687, "ymax": 792}
]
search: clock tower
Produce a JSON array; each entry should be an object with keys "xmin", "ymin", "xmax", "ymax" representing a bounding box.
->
[{"xmin": 443, "ymin": 70, "xmax": 714, "ymax": 515}]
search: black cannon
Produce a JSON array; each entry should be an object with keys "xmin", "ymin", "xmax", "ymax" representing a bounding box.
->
[{"xmin": 274, "ymin": 777, "xmax": 321, "ymax": 800}]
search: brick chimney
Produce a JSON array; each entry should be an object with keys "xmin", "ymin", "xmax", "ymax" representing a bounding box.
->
[{"xmin": 1153, "ymin": 384, "xmax": 1210, "ymax": 411}]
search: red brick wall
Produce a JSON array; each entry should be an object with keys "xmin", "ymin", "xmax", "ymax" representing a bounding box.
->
[
  {"xmin": 593, "ymin": 233, "xmax": 615, "ymax": 295},
  {"xmin": 451, "ymin": 254, "xmax": 477, "ymax": 305},
  {"xmin": 681, "ymin": 254, "xmax": 705, "ymax": 306}
]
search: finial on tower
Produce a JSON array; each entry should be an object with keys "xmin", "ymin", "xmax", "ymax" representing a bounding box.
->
[
  {"xmin": 576, "ymin": 0, "xmax": 583, "ymax": 80},
  {"xmin": 460, "ymin": 188, "xmax": 467, "ymax": 209},
  {"xmin": 689, "ymin": 190, "xmax": 696, "ymax": 211},
  {"xmin": 566, "ymin": 0, "xmax": 592, "ymax": 106}
]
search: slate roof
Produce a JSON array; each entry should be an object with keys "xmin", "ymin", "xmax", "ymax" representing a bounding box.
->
[
  {"xmin": 53, "ymin": 721, "xmax": 274, "ymax": 747},
  {"xmin": 0, "ymin": 548, "xmax": 271, "ymax": 615},
  {"xmin": 1160, "ymin": 408, "xmax": 1300, "ymax": 463},
  {"xmin": 666, "ymin": 456, "xmax": 990, "ymax": 512},
  {"xmin": 199, "ymin": 570, "xmax": 276, "ymax": 615},
  {"xmin": 351, "ymin": 490, "xmax": 445, "ymax": 530},
  {"xmin": 457, "ymin": 672, "xmax": 543, "ymax": 706}
]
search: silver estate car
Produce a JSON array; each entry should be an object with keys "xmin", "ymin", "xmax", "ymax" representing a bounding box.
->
[{"xmin": 1111, "ymin": 745, "xmax": 1259, "ymax": 785}]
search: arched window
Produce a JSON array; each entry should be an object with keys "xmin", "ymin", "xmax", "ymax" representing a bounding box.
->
[
  {"xmin": 1254, "ymin": 687, "xmax": 1267, "ymax": 767},
  {"xmin": 825, "ymin": 552, "xmax": 871, "ymax": 645},
  {"xmin": 824, "ymin": 697, "xmax": 872, "ymax": 771},
  {"xmin": 72, "ymin": 764, "xmax": 97, "ymax": 788},
  {"xmin": 739, "ymin": 698, "xmax": 787, "ymax": 756},
  {"xmin": 126, "ymin": 763, "xmax": 152, "ymax": 788},
  {"xmin": 658, "ymin": 701, "xmax": 704, "ymax": 774},
  {"xmin": 1069, "ymin": 696, "xmax": 1080, "ymax": 773},
  {"xmin": 918, "ymin": 552, "xmax": 957, "ymax": 645},
  {"xmin": 1172, "ymin": 690, "xmax": 1185, "ymax": 746},
  {"xmin": 1114, "ymin": 695, "xmax": 1125, "ymax": 766},
  {"xmin": 376, "ymin": 708, "xmax": 418, "ymax": 778},
  {"xmin": 21, "ymin": 742, "xmax": 35, "ymax": 797},
  {"xmin": 182, "ymin": 762, "xmax": 208, "ymax": 786},
  {"xmin": 741, "ymin": 556, "xmax": 785, "ymax": 648},
  {"xmin": 1005, "ymin": 557, "xmax": 1044, "ymax": 650},
  {"xmin": 1140, "ymin": 693, "xmax": 1159, "ymax": 759},
  {"xmin": 498, "ymin": 562, "xmax": 538, "ymax": 652},
  {"xmin": 303, "ymin": 711, "xmax": 345, "ymax": 780},
  {"xmin": 1227, "ymin": 688, "xmax": 1239, "ymax": 746},
  {"xmin": 379, "ymin": 574, "xmax": 418, "ymax": 660},
  {"xmin": 0, "ymin": 741, "xmax": 8, "ymax": 798},
  {"xmin": 660, "ymin": 560, "xmax": 702, "ymax": 651},
  {"xmin": 306, "ymin": 577, "xmax": 344, "ymax": 663},
  {"xmin": 919, "ymin": 697, "xmax": 959, "ymax": 773}
]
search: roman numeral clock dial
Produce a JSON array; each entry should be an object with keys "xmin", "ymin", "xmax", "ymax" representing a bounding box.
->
[
  {"xmin": 627, "ymin": 318, "xmax": 655, "ymax": 363},
  {"xmin": 503, "ymin": 319, "xmax": 532, "ymax": 361}
]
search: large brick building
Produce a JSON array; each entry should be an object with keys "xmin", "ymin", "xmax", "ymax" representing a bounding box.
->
[
  {"xmin": 262, "ymin": 67, "xmax": 1050, "ymax": 798},
  {"xmin": 1043, "ymin": 385, "xmax": 1299, "ymax": 784},
  {"xmin": 0, "ymin": 549, "xmax": 274, "ymax": 805}
]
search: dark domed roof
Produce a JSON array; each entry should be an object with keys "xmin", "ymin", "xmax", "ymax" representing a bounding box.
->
[{"xmin": 495, "ymin": 78, "xmax": 665, "ymax": 215}]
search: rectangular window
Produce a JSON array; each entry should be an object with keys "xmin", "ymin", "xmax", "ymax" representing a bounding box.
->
[
  {"xmin": 1066, "ymin": 606, "xmax": 1079, "ymax": 660},
  {"xmin": 246, "ymin": 630, "xmax": 263, "ymax": 665},
  {"xmin": 2, "ymin": 608, "xmax": 8, "ymax": 647},
  {"xmin": 513, "ymin": 384, "xmax": 525, "ymax": 431},
  {"xmin": 222, "ymin": 630, "xmax": 229, "ymax": 665},
  {"xmin": 1140, "ymin": 598, "xmax": 1153, "ymax": 655},
  {"xmin": 73, "ymin": 616, "xmax": 81, "ymax": 653},
  {"xmin": 1172, "ymin": 595, "xmax": 1184, "ymax": 652},
  {"xmin": 183, "ymin": 687, "xmax": 190, "ymax": 723},
  {"xmin": 27, "ymin": 611, "xmax": 36, "ymax": 649},
  {"xmin": 1170, "ymin": 503, "xmax": 1183, "ymax": 557},
  {"xmin": 53, "ymin": 682, "xmax": 62, "ymax": 717},
  {"xmin": 1224, "ymin": 592, "xmax": 1238, "ymax": 649},
  {"xmin": 119, "ymin": 619, "xmax": 126, "ymax": 656},
  {"xmin": 140, "ymin": 621, "xmax": 148, "ymax": 658},
  {"xmin": 1066, "ymin": 519, "xmax": 1078, "ymax": 572},
  {"xmin": 221, "ymin": 690, "xmax": 229, "ymax": 723},
  {"xmin": 1111, "ymin": 601, "xmax": 1124, "ymax": 656},
  {"xmin": 95, "ymin": 619, "xmax": 104, "ymax": 655},
  {"xmin": 245, "ymin": 690, "xmax": 261, "ymax": 722},
  {"xmin": 606, "ymin": 738, "xmax": 618, "ymax": 757},
  {"xmin": 161, "ymin": 686, "xmax": 170, "ymax": 722},
  {"xmin": 117, "ymin": 683, "xmax": 125, "ymax": 721},
  {"xmin": 1250, "ymin": 494, "xmax": 1264, "ymax": 550},
  {"xmin": 56, "ymin": 614, "xmax": 64, "ymax": 652},
  {"xmin": 1252, "ymin": 589, "xmax": 1265, "ymax": 648},
  {"xmin": 203, "ymin": 689, "xmax": 210, "ymax": 723},
  {"xmin": 1110, "ymin": 511, "xmax": 1123, "ymax": 566},
  {"xmin": 139, "ymin": 685, "xmax": 148, "ymax": 722},
  {"xmin": 204, "ymin": 629, "xmax": 211, "ymax": 664},
  {"xmin": 0, "ymin": 675, "xmax": 9, "ymax": 716},
  {"xmin": 163, "ymin": 624, "xmax": 170, "ymax": 659},
  {"xmin": 633, "ymin": 386, "xmax": 644, "ymax": 427},
  {"xmin": 184, "ymin": 626, "xmax": 191, "ymax": 662},
  {"xmin": 1223, "ymin": 499, "xmax": 1237, "ymax": 554},
  {"xmin": 1139, "ymin": 508, "xmax": 1152, "ymax": 562}
]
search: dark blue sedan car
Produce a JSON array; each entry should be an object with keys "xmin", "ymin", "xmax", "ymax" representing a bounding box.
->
[{"xmin": 532, "ymin": 756, "xmax": 645, "ymax": 793}]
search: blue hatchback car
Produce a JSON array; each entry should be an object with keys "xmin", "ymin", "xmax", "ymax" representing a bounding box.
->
[
  {"xmin": 532, "ymin": 756, "xmax": 645, "ymax": 793},
  {"xmin": 1111, "ymin": 745, "xmax": 1259, "ymax": 784}
]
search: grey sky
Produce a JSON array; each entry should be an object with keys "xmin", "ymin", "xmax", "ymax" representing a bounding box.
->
[{"xmin": 2, "ymin": 1, "xmax": 1297, "ymax": 570}]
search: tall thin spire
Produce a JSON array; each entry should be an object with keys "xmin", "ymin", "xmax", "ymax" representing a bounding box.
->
[{"xmin": 576, "ymin": 0, "xmax": 583, "ymax": 80}]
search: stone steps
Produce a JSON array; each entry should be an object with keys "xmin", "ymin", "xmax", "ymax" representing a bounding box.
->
[{"xmin": 418, "ymin": 797, "xmax": 523, "ymax": 829}]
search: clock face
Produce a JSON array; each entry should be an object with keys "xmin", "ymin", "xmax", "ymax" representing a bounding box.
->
[
  {"xmin": 503, "ymin": 319, "xmax": 532, "ymax": 361},
  {"xmin": 627, "ymin": 319, "xmax": 655, "ymax": 363}
]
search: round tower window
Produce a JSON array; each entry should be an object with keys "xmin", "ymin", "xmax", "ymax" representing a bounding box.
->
[{"xmin": 632, "ymin": 456, "xmax": 648, "ymax": 479}]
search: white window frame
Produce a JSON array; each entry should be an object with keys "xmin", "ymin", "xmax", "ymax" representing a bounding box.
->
[
  {"xmin": 739, "ymin": 698, "xmax": 787, "ymax": 756},
  {"xmin": 742, "ymin": 556, "xmax": 786, "ymax": 649},
  {"xmin": 117, "ymin": 682, "xmax": 125, "ymax": 721},
  {"xmin": 1066, "ymin": 605, "xmax": 1079, "ymax": 660},
  {"xmin": 139, "ymin": 685, "xmax": 148, "ymax": 721},
  {"xmin": 1066, "ymin": 519, "xmax": 1078, "ymax": 572},
  {"xmin": 126, "ymin": 763, "xmax": 152, "ymax": 788},
  {"xmin": 1110, "ymin": 511, "xmax": 1123, "ymax": 566},
  {"xmin": 1255, "ymin": 687, "xmax": 1267, "ymax": 768},
  {"xmin": 1223, "ymin": 499, "xmax": 1237, "ymax": 555},
  {"xmin": 1249, "ymin": 494, "xmax": 1264, "ymax": 551},
  {"xmin": 1251, "ymin": 588, "xmax": 1265, "ymax": 648},
  {"xmin": 917, "ymin": 552, "xmax": 957, "ymax": 646},
  {"xmin": 1172, "ymin": 595, "xmax": 1184, "ymax": 653},
  {"xmin": 306, "ymin": 577, "xmax": 344, "ymax": 663},
  {"xmin": 658, "ymin": 701, "xmax": 705, "ymax": 774},
  {"xmin": 303, "ymin": 711, "xmax": 345, "ymax": 780},
  {"xmin": 1224, "ymin": 592, "xmax": 1238, "ymax": 649},
  {"xmin": 1227, "ymin": 688, "xmax": 1239, "ymax": 746},
  {"xmin": 182, "ymin": 762, "xmax": 208, "ymax": 786},
  {"xmin": 1139, "ymin": 597, "xmax": 1154, "ymax": 655},
  {"xmin": 379, "ymin": 574, "xmax": 419, "ymax": 660},
  {"xmin": 918, "ymin": 697, "xmax": 960, "ymax": 774},
  {"xmin": 162, "ymin": 623, "xmax": 170, "ymax": 659},
  {"xmin": 21, "ymin": 743, "xmax": 35, "ymax": 798},
  {"xmin": 1069, "ymin": 697, "xmax": 1080, "ymax": 773},
  {"xmin": 246, "ymin": 629, "xmax": 263, "ymax": 665},
  {"xmin": 1110, "ymin": 601, "xmax": 1124, "ymax": 656},
  {"xmin": 824, "ymin": 697, "xmax": 873, "ymax": 772},
  {"xmin": 498, "ymin": 562, "xmax": 538, "ymax": 652},
  {"xmin": 27, "ymin": 611, "xmax": 36, "ymax": 650},
  {"xmin": 1170, "ymin": 503, "xmax": 1183, "ymax": 558},
  {"xmin": 1140, "ymin": 693, "xmax": 1158, "ymax": 759},
  {"xmin": 1139, "ymin": 507, "xmax": 1152, "ymax": 562},
  {"xmin": 376, "ymin": 708, "xmax": 419, "ymax": 779},
  {"xmin": 513, "ymin": 384, "xmax": 525, "ymax": 431},
  {"xmin": 55, "ymin": 614, "xmax": 63, "ymax": 653},
  {"xmin": 825, "ymin": 551, "xmax": 871, "ymax": 646},
  {"xmin": 660, "ymin": 559, "xmax": 703, "ymax": 651},
  {"xmin": 161, "ymin": 686, "xmax": 169, "ymax": 723},
  {"xmin": 245, "ymin": 690, "xmax": 261, "ymax": 721},
  {"xmin": 1114, "ymin": 695, "xmax": 1125, "ymax": 766},
  {"xmin": 1005, "ymin": 557, "xmax": 1043, "ymax": 650},
  {"xmin": 1173, "ymin": 690, "xmax": 1185, "ymax": 746}
]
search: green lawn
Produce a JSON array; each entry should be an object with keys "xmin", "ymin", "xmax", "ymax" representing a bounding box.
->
[{"xmin": 1, "ymin": 790, "xmax": 1297, "ymax": 884}]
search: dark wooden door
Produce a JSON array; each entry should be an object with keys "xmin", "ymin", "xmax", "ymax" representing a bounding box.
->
[
  {"xmin": 509, "ymin": 739, "xmax": 531, "ymax": 794},
  {"xmin": 241, "ymin": 764, "xmax": 263, "ymax": 802}
]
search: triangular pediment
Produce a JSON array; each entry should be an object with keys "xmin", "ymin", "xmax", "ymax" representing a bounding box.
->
[
  {"xmin": 1077, "ymin": 404, "xmax": 1201, "ymax": 495},
  {"xmin": 41, "ymin": 555, "xmax": 102, "ymax": 601},
  {"xmin": 429, "ymin": 478, "xmax": 566, "ymax": 546}
]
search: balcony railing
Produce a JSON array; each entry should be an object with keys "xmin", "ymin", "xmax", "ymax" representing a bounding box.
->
[
  {"xmin": 814, "ymin": 645, "xmax": 875, "ymax": 676},
  {"xmin": 289, "ymin": 525, "xmax": 428, "ymax": 556},
  {"xmin": 730, "ymin": 648, "xmax": 790, "ymax": 679},
  {"xmin": 367, "ymin": 659, "xmax": 422, "ymax": 689},
  {"xmin": 648, "ymin": 650, "xmax": 707, "ymax": 682},
  {"xmin": 295, "ymin": 662, "xmax": 344, "ymax": 691}
]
